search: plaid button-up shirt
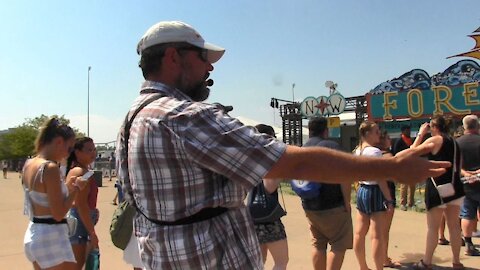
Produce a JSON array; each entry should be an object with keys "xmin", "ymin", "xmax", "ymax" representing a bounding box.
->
[{"xmin": 116, "ymin": 81, "xmax": 286, "ymax": 269}]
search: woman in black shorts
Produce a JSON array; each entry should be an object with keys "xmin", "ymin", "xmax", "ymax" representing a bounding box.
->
[
  {"xmin": 411, "ymin": 116, "xmax": 465, "ymax": 270},
  {"xmin": 249, "ymin": 124, "xmax": 288, "ymax": 270}
]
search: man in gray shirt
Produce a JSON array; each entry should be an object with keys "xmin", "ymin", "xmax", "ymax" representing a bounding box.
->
[
  {"xmin": 458, "ymin": 115, "xmax": 480, "ymax": 256},
  {"xmin": 300, "ymin": 117, "xmax": 352, "ymax": 270}
]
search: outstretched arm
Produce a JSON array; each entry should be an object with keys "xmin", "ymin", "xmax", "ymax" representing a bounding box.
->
[{"xmin": 265, "ymin": 144, "xmax": 449, "ymax": 185}]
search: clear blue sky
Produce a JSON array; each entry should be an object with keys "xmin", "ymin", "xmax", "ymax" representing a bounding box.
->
[{"xmin": 1, "ymin": 0, "xmax": 479, "ymax": 143}]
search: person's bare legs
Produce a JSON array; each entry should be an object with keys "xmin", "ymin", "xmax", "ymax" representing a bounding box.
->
[
  {"xmin": 423, "ymin": 207, "xmax": 444, "ymax": 265},
  {"xmin": 354, "ymin": 210, "xmax": 370, "ymax": 270},
  {"xmin": 326, "ymin": 249, "xmax": 346, "ymax": 270},
  {"xmin": 439, "ymin": 213, "xmax": 447, "ymax": 242},
  {"xmin": 445, "ymin": 205, "xmax": 462, "ymax": 265},
  {"xmin": 400, "ymin": 184, "xmax": 408, "ymax": 210},
  {"xmin": 265, "ymin": 239, "xmax": 288, "ymax": 270},
  {"xmin": 462, "ymin": 218, "xmax": 476, "ymax": 238},
  {"xmin": 112, "ymin": 192, "xmax": 118, "ymax": 205},
  {"xmin": 34, "ymin": 261, "xmax": 77, "ymax": 270},
  {"xmin": 370, "ymin": 211, "xmax": 386, "ymax": 270},
  {"xmin": 383, "ymin": 207, "xmax": 395, "ymax": 265},
  {"xmin": 408, "ymin": 184, "xmax": 416, "ymax": 207},
  {"xmin": 72, "ymin": 243, "xmax": 88, "ymax": 270},
  {"xmin": 312, "ymin": 248, "xmax": 327, "ymax": 270}
]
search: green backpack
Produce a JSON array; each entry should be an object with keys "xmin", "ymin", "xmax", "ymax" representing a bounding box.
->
[{"xmin": 110, "ymin": 200, "xmax": 136, "ymax": 250}]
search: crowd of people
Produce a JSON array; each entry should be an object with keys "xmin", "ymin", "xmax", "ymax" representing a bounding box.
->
[{"xmin": 18, "ymin": 20, "xmax": 480, "ymax": 270}]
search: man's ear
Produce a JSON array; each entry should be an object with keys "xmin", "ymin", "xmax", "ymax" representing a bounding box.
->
[{"xmin": 163, "ymin": 47, "xmax": 181, "ymax": 66}]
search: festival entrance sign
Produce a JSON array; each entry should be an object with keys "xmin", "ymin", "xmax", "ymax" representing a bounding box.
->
[
  {"xmin": 300, "ymin": 93, "xmax": 346, "ymax": 117},
  {"xmin": 299, "ymin": 93, "xmax": 345, "ymax": 138},
  {"xmin": 367, "ymin": 60, "xmax": 480, "ymax": 121}
]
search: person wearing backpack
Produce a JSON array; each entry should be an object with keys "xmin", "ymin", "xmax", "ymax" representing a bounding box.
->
[
  {"xmin": 299, "ymin": 117, "xmax": 353, "ymax": 270},
  {"xmin": 248, "ymin": 124, "xmax": 288, "ymax": 270}
]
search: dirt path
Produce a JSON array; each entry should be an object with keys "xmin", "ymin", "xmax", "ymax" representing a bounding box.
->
[{"xmin": 1, "ymin": 172, "xmax": 478, "ymax": 269}]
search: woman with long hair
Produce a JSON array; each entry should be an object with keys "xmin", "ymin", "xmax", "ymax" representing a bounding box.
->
[
  {"xmin": 411, "ymin": 116, "xmax": 465, "ymax": 270},
  {"xmin": 23, "ymin": 118, "xmax": 88, "ymax": 270},
  {"xmin": 353, "ymin": 121, "xmax": 394, "ymax": 270},
  {"xmin": 65, "ymin": 137, "xmax": 99, "ymax": 269},
  {"xmin": 378, "ymin": 130, "xmax": 401, "ymax": 268}
]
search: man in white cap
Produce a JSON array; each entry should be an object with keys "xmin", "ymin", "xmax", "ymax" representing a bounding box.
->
[{"xmin": 116, "ymin": 20, "xmax": 450, "ymax": 269}]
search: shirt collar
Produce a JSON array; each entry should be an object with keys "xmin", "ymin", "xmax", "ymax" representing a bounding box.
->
[{"xmin": 140, "ymin": 80, "xmax": 192, "ymax": 101}]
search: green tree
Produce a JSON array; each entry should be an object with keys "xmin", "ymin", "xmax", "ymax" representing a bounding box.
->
[
  {"xmin": 24, "ymin": 114, "xmax": 85, "ymax": 136},
  {"xmin": 0, "ymin": 126, "xmax": 37, "ymax": 159},
  {"xmin": 0, "ymin": 114, "xmax": 85, "ymax": 160}
]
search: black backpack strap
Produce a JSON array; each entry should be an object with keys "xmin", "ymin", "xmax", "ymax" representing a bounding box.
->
[
  {"xmin": 122, "ymin": 94, "xmax": 163, "ymax": 199},
  {"xmin": 124, "ymin": 95, "xmax": 163, "ymax": 154}
]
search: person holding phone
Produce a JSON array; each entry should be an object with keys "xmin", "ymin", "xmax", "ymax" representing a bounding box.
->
[
  {"xmin": 23, "ymin": 118, "xmax": 88, "ymax": 269},
  {"xmin": 411, "ymin": 116, "xmax": 465, "ymax": 270},
  {"xmin": 65, "ymin": 137, "xmax": 99, "ymax": 269}
]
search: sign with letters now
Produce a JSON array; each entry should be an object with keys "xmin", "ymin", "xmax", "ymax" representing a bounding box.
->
[
  {"xmin": 300, "ymin": 93, "xmax": 346, "ymax": 117},
  {"xmin": 367, "ymin": 60, "xmax": 480, "ymax": 121}
]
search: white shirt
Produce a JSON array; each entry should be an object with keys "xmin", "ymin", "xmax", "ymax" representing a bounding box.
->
[{"xmin": 355, "ymin": 146, "xmax": 382, "ymax": 185}]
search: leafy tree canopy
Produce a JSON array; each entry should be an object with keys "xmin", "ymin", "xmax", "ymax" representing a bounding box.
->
[{"xmin": 0, "ymin": 114, "xmax": 85, "ymax": 160}]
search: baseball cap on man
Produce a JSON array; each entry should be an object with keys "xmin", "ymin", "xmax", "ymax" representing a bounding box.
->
[{"xmin": 136, "ymin": 21, "xmax": 225, "ymax": 63}]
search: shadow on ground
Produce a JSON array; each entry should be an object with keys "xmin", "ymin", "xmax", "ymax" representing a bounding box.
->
[{"xmin": 396, "ymin": 252, "xmax": 478, "ymax": 269}]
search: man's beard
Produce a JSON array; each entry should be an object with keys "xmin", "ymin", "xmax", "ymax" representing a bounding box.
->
[
  {"xmin": 183, "ymin": 82, "xmax": 210, "ymax": 102},
  {"xmin": 177, "ymin": 72, "xmax": 211, "ymax": 102}
]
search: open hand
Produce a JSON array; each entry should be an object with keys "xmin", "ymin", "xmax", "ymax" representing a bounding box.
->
[{"xmin": 393, "ymin": 142, "xmax": 450, "ymax": 184}]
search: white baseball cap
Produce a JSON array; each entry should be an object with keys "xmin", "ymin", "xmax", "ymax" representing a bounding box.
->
[{"xmin": 136, "ymin": 21, "xmax": 225, "ymax": 63}]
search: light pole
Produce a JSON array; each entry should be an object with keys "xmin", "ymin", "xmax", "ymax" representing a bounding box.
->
[
  {"xmin": 292, "ymin": 83, "xmax": 296, "ymax": 103},
  {"xmin": 87, "ymin": 66, "xmax": 91, "ymax": 136}
]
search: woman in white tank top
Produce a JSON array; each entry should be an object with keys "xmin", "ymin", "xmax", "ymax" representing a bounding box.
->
[
  {"xmin": 353, "ymin": 121, "xmax": 395, "ymax": 270},
  {"xmin": 23, "ymin": 118, "xmax": 88, "ymax": 270}
]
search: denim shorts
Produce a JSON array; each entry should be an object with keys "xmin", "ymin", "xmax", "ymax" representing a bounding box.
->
[
  {"xmin": 356, "ymin": 184, "xmax": 387, "ymax": 215},
  {"xmin": 460, "ymin": 193, "xmax": 480, "ymax": 220},
  {"xmin": 68, "ymin": 207, "xmax": 99, "ymax": 244}
]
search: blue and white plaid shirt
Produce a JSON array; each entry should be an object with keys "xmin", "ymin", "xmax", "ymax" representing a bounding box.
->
[{"xmin": 116, "ymin": 81, "xmax": 286, "ymax": 269}]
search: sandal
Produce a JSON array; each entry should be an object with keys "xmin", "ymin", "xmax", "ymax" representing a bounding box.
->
[
  {"xmin": 438, "ymin": 238, "xmax": 450, "ymax": 245},
  {"xmin": 383, "ymin": 257, "xmax": 402, "ymax": 268},
  {"xmin": 452, "ymin": 262, "xmax": 464, "ymax": 270},
  {"xmin": 412, "ymin": 259, "xmax": 432, "ymax": 270}
]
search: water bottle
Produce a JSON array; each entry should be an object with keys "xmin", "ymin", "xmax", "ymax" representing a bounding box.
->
[{"xmin": 85, "ymin": 248, "xmax": 100, "ymax": 270}]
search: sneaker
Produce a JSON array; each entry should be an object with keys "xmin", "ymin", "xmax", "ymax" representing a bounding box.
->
[
  {"xmin": 465, "ymin": 243, "xmax": 480, "ymax": 256},
  {"xmin": 472, "ymin": 230, "xmax": 480, "ymax": 238},
  {"xmin": 400, "ymin": 205, "xmax": 407, "ymax": 211}
]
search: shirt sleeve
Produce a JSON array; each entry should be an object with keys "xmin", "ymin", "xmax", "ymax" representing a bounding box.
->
[{"xmin": 173, "ymin": 107, "xmax": 286, "ymax": 188}]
